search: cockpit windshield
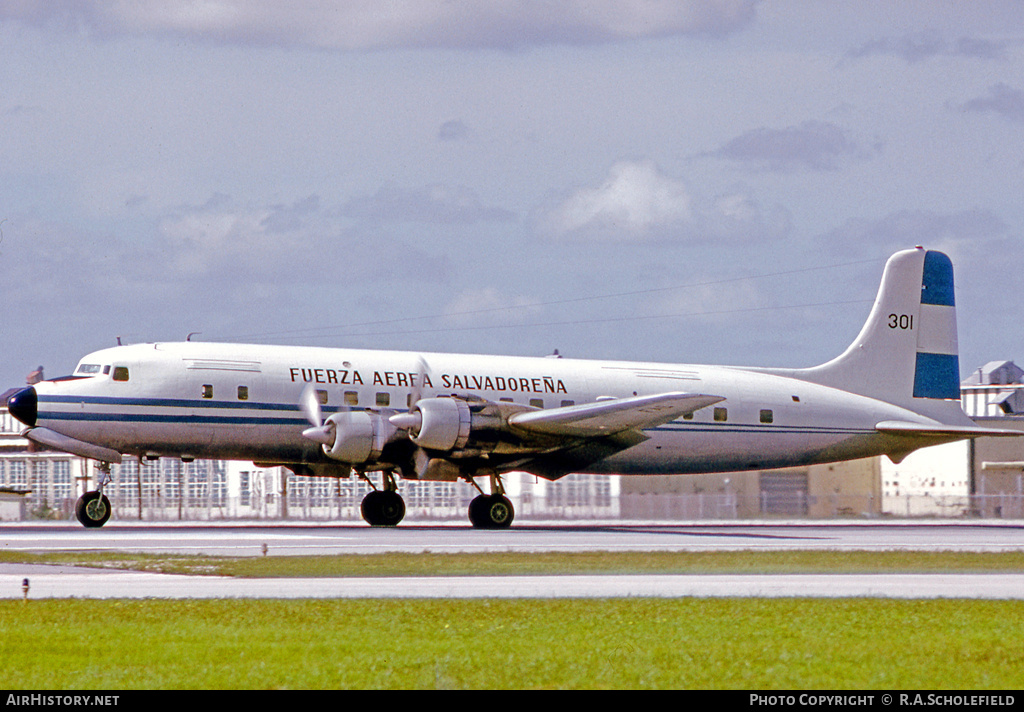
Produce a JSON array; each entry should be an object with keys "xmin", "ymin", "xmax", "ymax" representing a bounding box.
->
[{"xmin": 75, "ymin": 364, "xmax": 106, "ymax": 375}]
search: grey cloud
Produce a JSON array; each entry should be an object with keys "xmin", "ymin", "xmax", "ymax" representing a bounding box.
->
[
  {"xmin": 959, "ymin": 83, "xmax": 1024, "ymax": 124},
  {"xmin": 843, "ymin": 33, "xmax": 1010, "ymax": 64},
  {"xmin": 260, "ymin": 195, "xmax": 321, "ymax": 233},
  {"xmin": 819, "ymin": 209, "xmax": 1008, "ymax": 258},
  {"xmin": 709, "ymin": 121, "xmax": 875, "ymax": 172},
  {"xmin": 1, "ymin": 0, "xmax": 759, "ymax": 50},
  {"xmin": 438, "ymin": 120, "xmax": 473, "ymax": 142},
  {"xmin": 342, "ymin": 183, "xmax": 515, "ymax": 225}
]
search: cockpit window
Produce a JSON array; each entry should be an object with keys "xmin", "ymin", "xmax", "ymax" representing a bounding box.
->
[{"xmin": 75, "ymin": 364, "xmax": 103, "ymax": 375}]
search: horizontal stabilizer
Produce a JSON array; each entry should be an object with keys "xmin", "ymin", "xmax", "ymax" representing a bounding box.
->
[
  {"xmin": 509, "ymin": 392, "xmax": 724, "ymax": 437},
  {"xmin": 23, "ymin": 427, "xmax": 123, "ymax": 463},
  {"xmin": 875, "ymin": 420, "xmax": 1024, "ymax": 439}
]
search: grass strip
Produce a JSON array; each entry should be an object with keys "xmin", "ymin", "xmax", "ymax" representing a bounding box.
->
[
  {"xmin": 3, "ymin": 549, "xmax": 1024, "ymax": 577},
  {"xmin": 2, "ymin": 598, "xmax": 1022, "ymax": 689}
]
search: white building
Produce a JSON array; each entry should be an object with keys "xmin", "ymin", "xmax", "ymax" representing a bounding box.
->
[{"xmin": 880, "ymin": 360, "xmax": 1024, "ymax": 516}]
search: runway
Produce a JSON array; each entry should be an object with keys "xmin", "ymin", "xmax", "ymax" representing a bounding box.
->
[{"xmin": 3, "ymin": 520, "xmax": 1024, "ymax": 600}]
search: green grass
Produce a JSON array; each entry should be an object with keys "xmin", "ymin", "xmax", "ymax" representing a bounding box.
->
[
  {"xmin": 3, "ymin": 549, "xmax": 1024, "ymax": 577},
  {"xmin": 2, "ymin": 598, "xmax": 1022, "ymax": 689},
  {"xmin": 4, "ymin": 550, "xmax": 1023, "ymax": 689}
]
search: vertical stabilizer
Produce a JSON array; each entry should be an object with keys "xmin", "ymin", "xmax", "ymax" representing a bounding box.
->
[{"xmin": 793, "ymin": 247, "xmax": 965, "ymax": 420}]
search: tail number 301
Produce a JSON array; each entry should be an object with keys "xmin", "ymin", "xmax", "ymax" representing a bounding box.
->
[{"xmin": 888, "ymin": 313, "xmax": 914, "ymax": 330}]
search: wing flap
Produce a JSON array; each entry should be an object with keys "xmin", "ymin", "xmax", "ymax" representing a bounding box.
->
[{"xmin": 509, "ymin": 392, "xmax": 724, "ymax": 437}]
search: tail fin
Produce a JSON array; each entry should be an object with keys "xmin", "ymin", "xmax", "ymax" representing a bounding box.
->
[{"xmin": 796, "ymin": 247, "xmax": 965, "ymax": 420}]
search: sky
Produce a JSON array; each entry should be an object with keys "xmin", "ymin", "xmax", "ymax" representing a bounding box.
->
[{"xmin": 2, "ymin": 1, "xmax": 1023, "ymax": 389}]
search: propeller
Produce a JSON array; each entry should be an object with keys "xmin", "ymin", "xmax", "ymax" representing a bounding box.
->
[
  {"xmin": 300, "ymin": 383, "xmax": 335, "ymax": 446},
  {"xmin": 390, "ymin": 356, "xmax": 430, "ymax": 433}
]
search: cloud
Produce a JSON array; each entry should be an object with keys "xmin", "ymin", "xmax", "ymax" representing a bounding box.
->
[
  {"xmin": 708, "ymin": 121, "xmax": 878, "ymax": 172},
  {"xmin": 158, "ymin": 193, "xmax": 332, "ymax": 276},
  {"xmin": 541, "ymin": 160, "xmax": 693, "ymax": 239},
  {"xmin": 818, "ymin": 209, "xmax": 1008, "ymax": 258},
  {"xmin": 843, "ymin": 33, "xmax": 1011, "ymax": 64},
  {"xmin": 438, "ymin": 120, "xmax": 473, "ymax": 142},
  {"xmin": 342, "ymin": 182, "xmax": 515, "ymax": 225},
  {"xmin": 540, "ymin": 162, "xmax": 790, "ymax": 242},
  {"xmin": 959, "ymin": 83, "xmax": 1024, "ymax": 124},
  {"xmin": 1, "ymin": 0, "xmax": 759, "ymax": 50}
]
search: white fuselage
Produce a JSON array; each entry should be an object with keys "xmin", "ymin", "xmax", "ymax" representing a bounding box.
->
[{"xmin": 28, "ymin": 341, "xmax": 931, "ymax": 476}]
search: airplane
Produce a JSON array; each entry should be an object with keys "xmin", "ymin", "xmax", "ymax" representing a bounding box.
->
[{"xmin": 6, "ymin": 246, "xmax": 1020, "ymax": 529}]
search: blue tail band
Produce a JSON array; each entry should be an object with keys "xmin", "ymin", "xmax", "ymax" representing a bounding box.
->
[
  {"xmin": 921, "ymin": 250, "xmax": 955, "ymax": 306},
  {"xmin": 913, "ymin": 352, "xmax": 960, "ymax": 399}
]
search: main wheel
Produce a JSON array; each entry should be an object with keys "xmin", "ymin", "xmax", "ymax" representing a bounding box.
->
[
  {"xmin": 468, "ymin": 494, "xmax": 514, "ymax": 529},
  {"xmin": 75, "ymin": 491, "xmax": 111, "ymax": 528},
  {"xmin": 360, "ymin": 490, "xmax": 406, "ymax": 526}
]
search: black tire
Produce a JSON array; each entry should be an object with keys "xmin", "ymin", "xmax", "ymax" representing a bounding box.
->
[
  {"xmin": 360, "ymin": 490, "xmax": 405, "ymax": 527},
  {"xmin": 469, "ymin": 494, "xmax": 514, "ymax": 529},
  {"xmin": 75, "ymin": 491, "xmax": 111, "ymax": 528}
]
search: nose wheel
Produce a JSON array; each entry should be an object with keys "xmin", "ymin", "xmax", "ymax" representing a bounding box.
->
[
  {"xmin": 75, "ymin": 463, "xmax": 113, "ymax": 528},
  {"xmin": 75, "ymin": 491, "xmax": 111, "ymax": 528}
]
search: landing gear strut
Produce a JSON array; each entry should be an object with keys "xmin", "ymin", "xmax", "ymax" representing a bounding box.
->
[
  {"xmin": 75, "ymin": 462, "xmax": 112, "ymax": 528},
  {"xmin": 359, "ymin": 471, "xmax": 405, "ymax": 527},
  {"xmin": 468, "ymin": 474, "xmax": 514, "ymax": 529}
]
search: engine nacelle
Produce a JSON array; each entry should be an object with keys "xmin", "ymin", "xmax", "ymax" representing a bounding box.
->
[
  {"xmin": 321, "ymin": 411, "xmax": 396, "ymax": 464},
  {"xmin": 411, "ymin": 397, "xmax": 472, "ymax": 451},
  {"xmin": 391, "ymin": 396, "xmax": 540, "ymax": 456}
]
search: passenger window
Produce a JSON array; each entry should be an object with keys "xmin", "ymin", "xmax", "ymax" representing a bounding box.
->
[
  {"xmin": 316, "ymin": 390, "xmax": 328, "ymax": 405},
  {"xmin": 376, "ymin": 392, "xmax": 390, "ymax": 407},
  {"xmin": 201, "ymin": 385, "xmax": 213, "ymax": 399},
  {"xmin": 530, "ymin": 398, "xmax": 544, "ymax": 408},
  {"xmin": 682, "ymin": 413, "xmax": 694, "ymax": 420},
  {"xmin": 760, "ymin": 409, "xmax": 774, "ymax": 424},
  {"xmin": 714, "ymin": 407, "xmax": 728, "ymax": 422},
  {"xmin": 344, "ymin": 391, "xmax": 358, "ymax": 406},
  {"xmin": 561, "ymin": 400, "xmax": 575, "ymax": 408},
  {"xmin": 237, "ymin": 386, "xmax": 249, "ymax": 401},
  {"xmin": 499, "ymin": 397, "xmax": 513, "ymax": 403},
  {"xmin": 112, "ymin": 367, "xmax": 130, "ymax": 382}
]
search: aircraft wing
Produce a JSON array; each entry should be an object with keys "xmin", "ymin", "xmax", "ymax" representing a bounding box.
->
[
  {"xmin": 508, "ymin": 392, "xmax": 724, "ymax": 438},
  {"xmin": 875, "ymin": 420, "xmax": 1024, "ymax": 439}
]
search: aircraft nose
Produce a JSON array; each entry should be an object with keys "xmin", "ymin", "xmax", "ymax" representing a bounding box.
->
[{"xmin": 7, "ymin": 387, "xmax": 38, "ymax": 427}]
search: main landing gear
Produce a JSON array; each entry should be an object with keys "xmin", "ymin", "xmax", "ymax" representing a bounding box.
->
[
  {"xmin": 75, "ymin": 463, "xmax": 112, "ymax": 528},
  {"xmin": 467, "ymin": 474, "xmax": 515, "ymax": 529},
  {"xmin": 359, "ymin": 471, "xmax": 406, "ymax": 527},
  {"xmin": 356, "ymin": 471, "xmax": 515, "ymax": 529}
]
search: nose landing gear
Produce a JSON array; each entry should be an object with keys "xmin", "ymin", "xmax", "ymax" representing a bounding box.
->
[{"xmin": 75, "ymin": 463, "xmax": 112, "ymax": 528}]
